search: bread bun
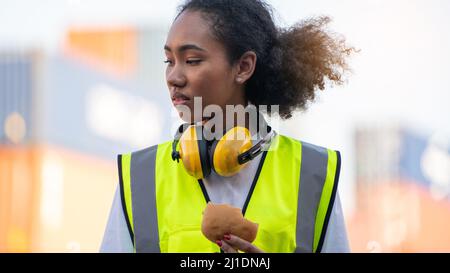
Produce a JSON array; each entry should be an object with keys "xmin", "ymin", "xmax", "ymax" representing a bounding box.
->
[{"xmin": 201, "ymin": 202, "xmax": 258, "ymax": 243}]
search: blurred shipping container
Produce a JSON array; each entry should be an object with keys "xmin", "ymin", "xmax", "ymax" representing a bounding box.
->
[
  {"xmin": 1, "ymin": 50, "xmax": 172, "ymax": 159},
  {"xmin": 1, "ymin": 34, "xmax": 174, "ymax": 251},
  {"xmin": 349, "ymin": 126, "xmax": 450, "ymax": 252},
  {"xmin": 0, "ymin": 144, "xmax": 116, "ymax": 252},
  {"xmin": 64, "ymin": 28, "xmax": 137, "ymax": 78},
  {"xmin": 63, "ymin": 26, "xmax": 168, "ymax": 96},
  {"xmin": 0, "ymin": 146, "xmax": 40, "ymax": 252},
  {"xmin": 0, "ymin": 51, "xmax": 40, "ymax": 145}
]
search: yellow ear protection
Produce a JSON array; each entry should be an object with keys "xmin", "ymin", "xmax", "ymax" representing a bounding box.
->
[{"xmin": 171, "ymin": 123, "xmax": 273, "ymax": 179}]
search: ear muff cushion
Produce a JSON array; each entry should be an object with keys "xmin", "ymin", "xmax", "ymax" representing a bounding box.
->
[
  {"xmin": 208, "ymin": 125, "xmax": 232, "ymax": 175},
  {"xmin": 179, "ymin": 125, "xmax": 204, "ymax": 179},
  {"xmin": 196, "ymin": 125, "xmax": 211, "ymax": 178},
  {"xmin": 213, "ymin": 127, "xmax": 252, "ymax": 177}
]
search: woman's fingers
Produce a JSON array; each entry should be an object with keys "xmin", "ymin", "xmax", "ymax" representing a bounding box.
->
[
  {"xmin": 222, "ymin": 234, "xmax": 264, "ymax": 253},
  {"xmin": 218, "ymin": 239, "xmax": 238, "ymax": 253}
]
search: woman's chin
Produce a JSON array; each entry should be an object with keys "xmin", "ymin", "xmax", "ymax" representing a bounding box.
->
[{"xmin": 176, "ymin": 109, "xmax": 207, "ymax": 124}]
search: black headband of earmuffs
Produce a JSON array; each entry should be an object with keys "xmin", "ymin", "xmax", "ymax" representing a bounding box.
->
[
  {"xmin": 237, "ymin": 125, "xmax": 273, "ymax": 164},
  {"xmin": 171, "ymin": 123, "xmax": 192, "ymax": 162},
  {"xmin": 171, "ymin": 122, "xmax": 274, "ymax": 165}
]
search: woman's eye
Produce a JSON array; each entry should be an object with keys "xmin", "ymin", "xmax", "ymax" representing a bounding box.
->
[
  {"xmin": 186, "ymin": 60, "xmax": 202, "ymax": 65},
  {"xmin": 164, "ymin": 59, "xmax": 201, "ymax": 65}
]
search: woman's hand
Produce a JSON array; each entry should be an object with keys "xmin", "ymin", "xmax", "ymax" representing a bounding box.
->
[{"xmin": 216, "ymin": 234, "xmax": 264, "ymax": 253}]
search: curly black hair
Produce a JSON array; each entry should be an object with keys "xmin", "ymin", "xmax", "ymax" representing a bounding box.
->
[{"xmin": 176, "ymin": 0, "xmax": 357, "ymax": 119}]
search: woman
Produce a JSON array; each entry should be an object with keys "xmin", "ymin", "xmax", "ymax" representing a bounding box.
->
[{"xmin": 101, "ymin": 0, "xmax": 355, "ymax": 253}]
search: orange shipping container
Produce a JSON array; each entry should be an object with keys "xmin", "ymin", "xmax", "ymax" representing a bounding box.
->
[
  {"xmin": 64, "ymin": 28, "xmax": 137, "ymax": 78},
  {"xmin": 0, "ymin": 145, "xmax": 117, "ymax": 252},
  {"xmin": 0, "ymin": 146, "xmax": 40, "ymax": 252},
  {"xmin": 347, "ymin": 181, "xmax": 450, "ymax": 252}
]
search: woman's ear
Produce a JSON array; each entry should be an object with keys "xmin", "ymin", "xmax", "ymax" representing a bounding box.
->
[{"xmin": 235, "ymin": 51, "xmax": 257, "ymax": 84}]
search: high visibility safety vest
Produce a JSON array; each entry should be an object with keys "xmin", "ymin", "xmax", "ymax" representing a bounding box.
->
[{"xmin": 118, "ymin": 134, "xmax": 341, "ymax": 253}]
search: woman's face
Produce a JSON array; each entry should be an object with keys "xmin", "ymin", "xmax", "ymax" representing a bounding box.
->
[{"xmin": 164, "ymin": 10, "xmax": 245, "ymax": 123}]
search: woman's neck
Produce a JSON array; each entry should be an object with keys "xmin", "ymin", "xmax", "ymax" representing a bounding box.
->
[{"xmin": 202, "ymin": 102, "xmax": 260, "ymax": 140}]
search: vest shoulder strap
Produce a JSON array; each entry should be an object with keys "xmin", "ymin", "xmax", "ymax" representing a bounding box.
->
[
  {"xmin": 296, "ymin": 140, "xmax": 341, "ymax": 252},
  {"xmin": 118, "ymin": 143, "xmax": 163, "ymax": 252}
]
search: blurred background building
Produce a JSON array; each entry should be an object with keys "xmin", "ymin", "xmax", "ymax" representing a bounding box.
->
[
  {"xmin": 0, "ymin": 27, "xmax": 173, "ymax": 252},
  {"xmin": 348, "ymin": 127, "xmax": 450, "ymax": 252},
  {"xmin": 1, "ymin": 0, "xmax": 449, "ymax": 252}
]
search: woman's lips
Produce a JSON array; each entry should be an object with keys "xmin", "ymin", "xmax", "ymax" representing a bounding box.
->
[
  {"xmin": 172, "ymin": 97, "xmax": 190, "ymax": 106},
  {"xmin": 171, "ymin": 93, "xmax": 191, "ymax": 106}
]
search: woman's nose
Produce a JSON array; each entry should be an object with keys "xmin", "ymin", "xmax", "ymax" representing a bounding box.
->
[{"xmin": 166, "ymin": 65, "xmax": 187, "ymax": 88}]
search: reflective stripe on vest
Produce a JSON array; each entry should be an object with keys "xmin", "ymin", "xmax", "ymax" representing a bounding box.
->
[
  {"xmin": 118, "ymin": 134, "xmax": 341, "ymax": 253},
  {"xmin": 295, "ymin": 142, "xmax": 340, "ymax": 252},
  {"xmin": 118, "ymin": 147, "xmax": 160, "ymax": 253}
]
